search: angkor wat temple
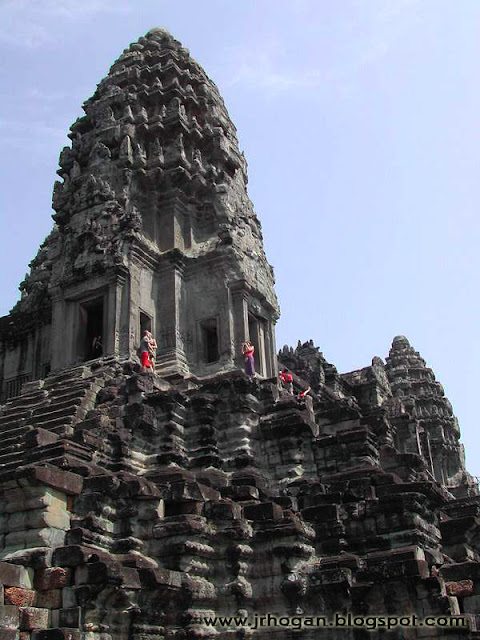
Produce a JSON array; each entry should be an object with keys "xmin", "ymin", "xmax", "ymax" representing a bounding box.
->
[{"xmin": 0, "ymin": 28, "xmax": 478, "ymax": 639}]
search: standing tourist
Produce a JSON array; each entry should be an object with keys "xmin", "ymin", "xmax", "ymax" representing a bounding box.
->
[
  {"xmin": 140, "ymin": 330, "xmax": 153, "ymax": 373},
  {"xmin": 242, "ymin": 341, "xmax": 255, "ymax": 377}
]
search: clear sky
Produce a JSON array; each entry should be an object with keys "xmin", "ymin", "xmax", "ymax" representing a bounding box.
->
[{"xmin": 1, "ymin": 1, "xmax": 479, "ymax": 475}]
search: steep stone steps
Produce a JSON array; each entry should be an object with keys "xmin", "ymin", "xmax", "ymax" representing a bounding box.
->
[
  {"xmin": 43, "ymin": 365, "xmax": 91, "ymax": 390},
  {"xmin": 0, "ymin": 363, "xmax": 107, "ymax": 476},
  {"xmin": 0, "ymin": 424, "xmax": 29, "ymax": 441},
  {"xmin": 32, "ymin": 402, "xmax": 82, "ymax": 419},
  {"xmin": 0, "ymin": 419, "xmax": 28, "ymax": 436},
  {"xmin": 48, "ymin": 386, "xmax": 94, "ymax": 403},
  {"xmin": 32, "ymin": 416, "xmax": 75, "ymax": 435},
  {"xmin": 0, "ymin": 449, "xmax": 25, "ymax": 467},
  {"xmin": 0, "ymin": 409, "xmax": 32, "ymax": 426},
  {"xmin": 1, "ymin": 427, "xmax": 31, "ymax": 449},
  {"xmin": 3, "ymin": 390, "xmax": 48, "ymax": 410}
]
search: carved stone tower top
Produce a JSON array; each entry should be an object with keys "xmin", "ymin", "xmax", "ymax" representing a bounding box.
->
[{"xmin": 0, "ymin": 28, "xmax": 280, "ymax": 387}]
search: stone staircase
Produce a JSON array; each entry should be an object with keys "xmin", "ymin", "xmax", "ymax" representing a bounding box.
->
[{"xmin": 0, "ymin": 364, "xmax": 107, "ymax": 476}]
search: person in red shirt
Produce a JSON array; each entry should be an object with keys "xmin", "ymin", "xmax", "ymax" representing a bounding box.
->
[
  {"xmin": 279, "ymin": 370, "xmax": 293, "ymax": 394},
  {"xmin": 242, "ymin": 341, "xmax": 255, "ymax": 376}
]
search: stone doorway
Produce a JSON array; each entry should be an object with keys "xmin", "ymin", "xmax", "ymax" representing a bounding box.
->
[{"xmin": 79, "ymin": 297, "xmax": 104, "ymax": 361}]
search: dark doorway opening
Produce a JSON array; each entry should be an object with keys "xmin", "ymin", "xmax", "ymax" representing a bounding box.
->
[
  {"xmin": 80, "ymin": 297, "xmax": 104, "ymax": 361},
  {"xmin": 140, "ymin": 311, "xmax": 152, "ymax": 337},
  {"xmin": 201, "ymin": 318, "xmax": 219, "ymax": 363}
]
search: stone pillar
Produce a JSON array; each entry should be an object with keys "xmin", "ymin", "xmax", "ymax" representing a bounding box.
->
[
  {"xmin": 118, "ymin": 274, "xmax": 131, "ymax": 357},
  {"xmin": 230, "ymin": 283, "xmax": 249, "ymax": 369},
  {"xmin": 264, "ymin": 321, "xmax": 276, "ymax": 378},
  {"xmin": 105, "ymin": 282, "xmax": 117, "ymax": 357},
  {"xmin": 156, "ymin": 253, "xmax": 188, "ymax": 376},
  {"xmin": 50, "ymin": 293, "xmax": 66, "ymax": 371},
  {"xmin": 157, "ymin": 192, "xmax": 189, "ymax": 253},
  {"xmin": 105, "ymin": 274, "xmax": 126, "ymax": 357}
]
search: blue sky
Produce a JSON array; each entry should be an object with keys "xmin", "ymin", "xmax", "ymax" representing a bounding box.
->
[{"xmin": 1, "ymin": 1, "xmax": 480, "ymax": 475}]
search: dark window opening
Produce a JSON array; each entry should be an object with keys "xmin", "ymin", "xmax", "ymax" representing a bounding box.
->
[
  {"xmin": 80, "ymin": 297, "xmax": 104, "ymax": 361},
  {"xmin": 201, "ymin": 318, "xmax": 219, "ymax": 363},
  {"xmin": 4, "ymin": 374, "xmax": 31, "ymax": 401},
  {"xmin": 140, "ymin": 311, "xmax": 152, "ymax": 337},
  {"xmin": 42, "ymin": 363, "xmax": 51, "ymax": 379}
]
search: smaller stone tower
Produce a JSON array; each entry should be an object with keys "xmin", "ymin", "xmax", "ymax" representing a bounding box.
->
[{"xmin": 385, "ymin": 335, "xmax": 467, "ymax": 493}]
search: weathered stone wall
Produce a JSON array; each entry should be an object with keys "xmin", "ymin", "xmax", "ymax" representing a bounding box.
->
[{"xmin": 0, "ymin": 351, "xmax": 478, "ymax": 638}]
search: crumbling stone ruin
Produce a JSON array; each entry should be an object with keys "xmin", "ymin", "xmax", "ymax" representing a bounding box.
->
[{"xmin": 0, "ymin": 28, "xmax": 479, "ymax": 639}]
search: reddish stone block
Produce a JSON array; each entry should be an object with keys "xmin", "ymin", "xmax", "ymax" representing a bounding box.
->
[
  {"xmin": 23, "ymin": 466, "xmax": 83, "ymax": 496},
  {"xmin": 19, "ymin": 607, "xmax": 49, "ymax": 631},
  {"xmin": 4, "ymin": 587, "xmax": 35, "ymax": 607},
  {"xmin": 446, "ymin": 579, "xmax": 474, "ymax": 597},
  {"xmin": 34, "ymin": 568, "xmax": 71, "ymax": 591}
]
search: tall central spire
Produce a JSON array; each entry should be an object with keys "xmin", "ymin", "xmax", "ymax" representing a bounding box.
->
[{"xmin": 25, "ymin": 28, "xmax": 279, "ymax": 377}]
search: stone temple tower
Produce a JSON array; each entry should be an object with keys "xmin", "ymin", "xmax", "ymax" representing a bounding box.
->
[
  {"xmin": 0, "ymin": 30, "xmax": 480, "ymax": 640},
  {"xmin": 0, "ymin": 28, "xmax": 279, "ymax": 390}
]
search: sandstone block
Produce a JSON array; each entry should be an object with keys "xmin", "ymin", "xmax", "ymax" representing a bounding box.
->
[
  {"xmin": 221, "ymin": 485, "xmax": 259, "ymax": 500},
  {"xmin": 1, "ymin": 548, "xmax": 53, "ymax": 569},
  {"xmin": 23, "ymin": 467, "xmax": 83, "ymax": 496},
  {"xmin": 0, "ymin": 563, "xmax": 33, "ymax": 588},
  {"xmin": 25, "ymin": 428, "xmax": 58, "ymax": 449},
  {"xmin": 4, "ymin": 587, "xmax": 35, "ymax": 607},
  {"xmin": 446, "ymin": 579, "xmax": 474, "ymax": 597},
  {"xmin": 26, "ymin": 511, "xmax": 70, "ymax": 532},
  {"xmin": 19, "ymin": 607, "xmax": 49, "ymax": 631},
  {"xmin": 139, "ymin": 568, "xmax": 182, "ymax": 589},
  {"xmin": 0, "ymin": 630, "xmax": 19, "ymax": 639},
  {"xmin": 34, "ymin": 589, "xmax": 62, "ymax": 609},
  {"xmin": 35, "ymin": 568, "xmax": 71, "ymax": 591},
  {"xmin": 243, "ymin": 502, "xmax": 283, "ymax": 521},
  {"xmin": 57, "ymin": 608, "xmax": 81, "ymax": 629},
  {"xmin": 6, "ymin": 528, "xmax": 66, "ymax": 549},
  {"xmin": 126, "ymin": 375, "xmax": 154, "ymax": 395},
  {"xmin": 203, "ymin": 500, "xmax": 242, "ymax": 520},
  {"xmin": 52, "ymin": 547, "xmax": 91, "ymax": 568},
  {"xmin": 0, "ymin": 604, "xmax": 20, "ymax": 628},
  {"xmin": 75, "ymin": 561, "xmax": 122, "ymax": 586}
]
